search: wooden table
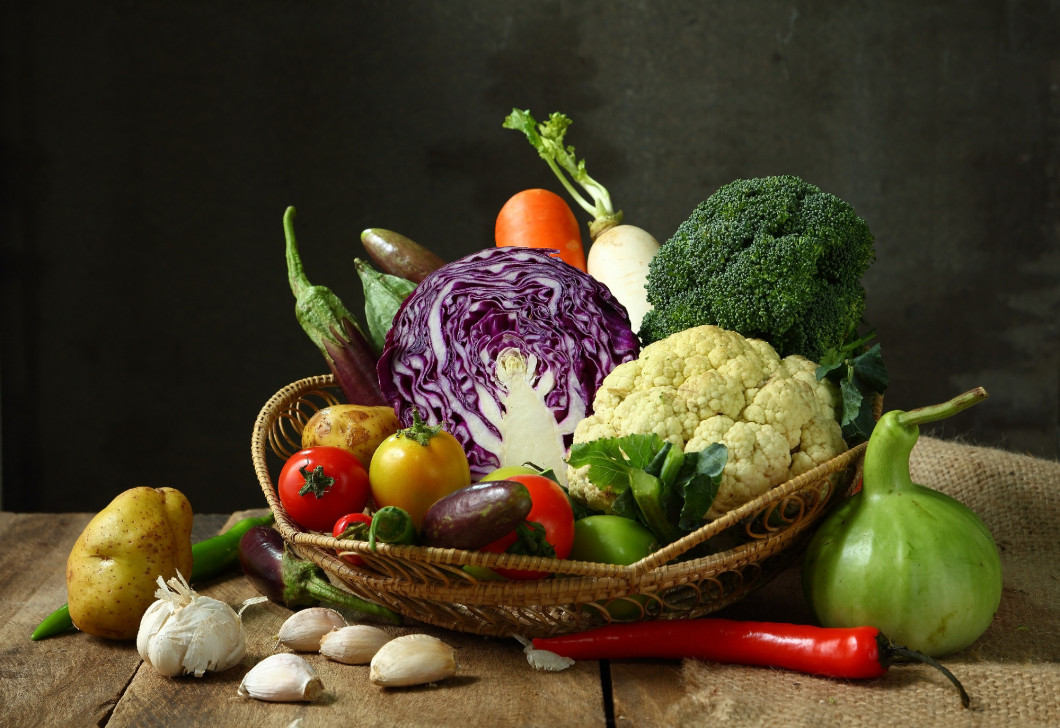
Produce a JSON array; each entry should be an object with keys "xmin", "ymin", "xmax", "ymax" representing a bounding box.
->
[{"xmin": 2, "ymin": 506, "xmax": 1054, "ymax": 728}]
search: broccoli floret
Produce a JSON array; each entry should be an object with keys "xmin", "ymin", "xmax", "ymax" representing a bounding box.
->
[{"xmin": 639, "ymin": 175, "xmax": 875, "ymax": 362}]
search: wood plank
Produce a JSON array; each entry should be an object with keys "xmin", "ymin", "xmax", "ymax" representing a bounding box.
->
[
  {"xmin": 0, "ymin": 511, "xmax": 230, "ymax": 728},
  {"xmin": 95, "ymin": 512, "xmax": 609, "ymax": 728}
]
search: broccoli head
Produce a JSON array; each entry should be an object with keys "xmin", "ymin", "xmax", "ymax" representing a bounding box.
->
[{"xmin": 639, "ymin": 175, "xmax": 875, "ymax": 362}]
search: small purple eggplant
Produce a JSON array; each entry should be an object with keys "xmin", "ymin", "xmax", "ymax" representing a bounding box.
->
[{"xmin": 237, "ymin": 525, "xmax": 401, "ymax": 624}]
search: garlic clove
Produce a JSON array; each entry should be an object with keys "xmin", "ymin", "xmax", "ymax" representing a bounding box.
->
[
  {"xmin": 319, "ymin": 625, "xmax": 392, "ymax": 665},
  {"xmin": 237, "ymin": 653, "xmax": 324, "ymax": 702},
  {"xmin": 369, "ymin": 633, "xmax": 457, "ymax": 687},
  {"xmin": 277, "ymin": 607, "xmax": 347, "ymax": 652}
]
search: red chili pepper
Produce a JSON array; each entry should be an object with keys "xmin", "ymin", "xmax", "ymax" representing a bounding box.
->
[
  {"xmin": 532, "ymin": 619, "xmax": 969, "ymax": 708},
  {"xmin": 332, "ymin": 512, "xmax": 373, "ymax": 565}
]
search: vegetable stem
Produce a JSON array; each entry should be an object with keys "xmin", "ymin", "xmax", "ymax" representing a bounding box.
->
[
  {"xmin": 396, "ymin": 408, "xmax": 444, "ymax": 447},
  {"xmin": 881, "ymin": 635, "xmax": 971, "ymax": 708},
  {"xmin": 281, "ymin": 551, "xmax": 402, "ymax": 625},
  {"xmin": 895, "ymin": 387, "xmax": 989, "ymax": 428},
  {"xmin": 503, "ymin": 109, "xmax": 623, "ymax": 239}
]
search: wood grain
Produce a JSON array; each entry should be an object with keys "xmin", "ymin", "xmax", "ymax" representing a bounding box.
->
[{"xmin": 2, "ymin": 511, "xmax": 608, "ymax": 728}]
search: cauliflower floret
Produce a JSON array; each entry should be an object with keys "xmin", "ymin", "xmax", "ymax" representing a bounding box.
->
[
  {"xmin": 608, "ymin": 387, "xmax": 699, "ymax": 447},
  {"xmin": 566, "ymin": 464, "xmax": 617, "ymax": 514},
  {"xmin": 567, "ymin": 325, "xmax": 847, "ymax": 522},
  {"xmin": 791, "ymin": 412, "xmax": 847, "ymax": 476},
  {"xmin": 687, "ymin": 418, "xmax": 792, "ymax": 519},
  {"xmin": 775, "ymin": 355, "xmax": 843, "ymax": 421}
]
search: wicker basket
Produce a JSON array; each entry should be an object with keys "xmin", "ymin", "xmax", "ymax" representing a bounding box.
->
[{"xmin": 252, "ymin": 374, "xmax": 868, "ymax": 638}]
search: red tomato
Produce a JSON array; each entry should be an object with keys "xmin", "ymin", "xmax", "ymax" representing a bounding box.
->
[
  {"xmin": 332, "ymin": 512, "xmax": 372, "ymax": 565},
  {"xmin": 278, "ymin": 447, "xmax": 370, "ymax": 532},
  {"xmin": 482, "ymin": 474, "xmax": 575, "ymax": 580}
]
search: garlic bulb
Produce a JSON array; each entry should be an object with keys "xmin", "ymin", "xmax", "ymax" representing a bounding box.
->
[
  {"xmin": 137, "ymin": 572, "xmax": 256, "ymax": 677},
  {"xmin": 277, "ymin": 607, "xmax": 347, "ymax": 652},
  {"xmin": 238, "ymin": 653, "xmax": 324, "ymax": 702}
]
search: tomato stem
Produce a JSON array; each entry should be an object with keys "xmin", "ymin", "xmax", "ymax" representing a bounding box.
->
[
  {"xmin": 297, "ymin": 464, "xmax": 336, "ymax": 498},
  {"xmin": 398, "ymin": 408, "xmax": 444, "ymax": 446}
]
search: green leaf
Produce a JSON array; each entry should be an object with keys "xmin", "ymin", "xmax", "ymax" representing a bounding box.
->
[
  {"xmin": 842, "ymin": 397, "xmax": 879, "ymax": 444},
  {"xmin": 356, "ymin": 258, "xmax": 416, "ymax": 353},
  {"xmin": 610, "ymin": 488, "xmax": 640, "ymax": 523},
  {"xmin": 816, "ymin": 342, "xmax": 888, "ymax": 446},
  {"xmin": 850, "ymin": 344, "xmax": 889, "ymax": 393},
  {"xmin": 502, "ymin": 108, "xmax": 620, "ymax": 225},
  {"xmin": 840, "ymin": 378, "xmax": 864, "ymax": 427},
  {"xmin": 567, "ymin": 434, "xmax": 728, "ymax": 545},
  {"xmin": 566, "ymin": 433, "xmax": 667, "ymax": 492},
  {"xmin": 676, "ymin": 443, "xmax": 727, "ymax": 531},
  {"xmin": 815, "ymin": 360, "xmax": 845, "ymax": 382}
]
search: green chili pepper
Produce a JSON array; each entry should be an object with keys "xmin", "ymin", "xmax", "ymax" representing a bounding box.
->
[
  {"xmin": 367, "ymin": 506, "xmax": 417, "ymax": 550},
  {"xmin": 30, "ymin": 604, "xmax": 73, "ymax": 642},
  {"xmin": 31, "ymin": 511, "xmax": 276, "ymax": 641}
]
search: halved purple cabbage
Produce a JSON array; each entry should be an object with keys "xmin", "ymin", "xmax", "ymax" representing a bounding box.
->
[{"xmin": 377, "ymin": 247, "xmax": 640, "ymax": 480}]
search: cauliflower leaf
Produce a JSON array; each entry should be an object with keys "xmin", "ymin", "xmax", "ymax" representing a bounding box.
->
[{"xmin": 567, "ymin": 433, "xmax": 727, "ymax": 544}]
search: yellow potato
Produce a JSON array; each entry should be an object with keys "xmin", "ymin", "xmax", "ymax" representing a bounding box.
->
[
  {"xmin": 66, "ymin": 486, "xmax": 194, "ymax": 640},
  {"xmin": 301, "ymin": 404, "xmax": 401, "ymax": 467}
]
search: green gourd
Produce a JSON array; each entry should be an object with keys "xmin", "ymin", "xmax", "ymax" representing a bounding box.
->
[{"xmin": 802, "ymin": 387, "xmax": 1002, "ymax": 657}]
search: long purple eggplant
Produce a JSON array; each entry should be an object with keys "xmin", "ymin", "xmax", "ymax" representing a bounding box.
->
[
  {"xmin": 237, "ymin": 525, "xmax": 401, "ymax": 624},
  {"xmin": 360, "ymin": 228, "xmax": 445, "ymax": 284},
  {"xmin": 284, "ymin": 207, "xmax": 386, "ymax": 406}
]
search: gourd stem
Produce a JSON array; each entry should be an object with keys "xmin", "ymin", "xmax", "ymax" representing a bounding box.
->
[{"xmin": 895, "ymin": 387, "xmax": 988, "ymax": 428}]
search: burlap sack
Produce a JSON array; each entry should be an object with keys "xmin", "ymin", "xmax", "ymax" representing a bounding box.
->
[{"xmin": 667, "ymin": 436, "xmax": 1060, "ymax": 727}]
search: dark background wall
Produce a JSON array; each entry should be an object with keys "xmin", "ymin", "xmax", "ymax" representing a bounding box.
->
[{"xmin": 2, "ymin": 2, "xmax": 1057, "ymax": 515}]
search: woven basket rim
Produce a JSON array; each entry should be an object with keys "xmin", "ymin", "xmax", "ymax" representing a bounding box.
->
[{"xmin": 251, "ymin": 374, "xmax": 866, "ymax": 600}]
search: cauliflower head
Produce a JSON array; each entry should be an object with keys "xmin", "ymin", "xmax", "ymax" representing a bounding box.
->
[{"xmin": 568, "ymin": 325, "xmax": 846, "ymax": 521}]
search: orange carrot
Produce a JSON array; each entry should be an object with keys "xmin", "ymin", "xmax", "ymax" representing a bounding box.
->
[{"xmin": 495, "ymin": 188, "xmax": 587, "ymax": 271}]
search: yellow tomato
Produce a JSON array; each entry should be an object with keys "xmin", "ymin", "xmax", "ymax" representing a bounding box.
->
[{"xmin": 368, "ymin": 412, "xmax": 471, "ymax": 527}]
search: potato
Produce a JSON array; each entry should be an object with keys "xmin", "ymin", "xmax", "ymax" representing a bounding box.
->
[
  {"xmin": 301, "ymin": 404, "xmax": 401, "ymax": 467},
  {"xmin": 66, "ymin": 486, "xmax": 194, "ymax": 640}
]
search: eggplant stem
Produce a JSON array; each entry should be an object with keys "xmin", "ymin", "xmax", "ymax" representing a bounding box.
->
[{"xmin": 282, "ymin": 550, "xmax": 402, "ymax": 625}]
